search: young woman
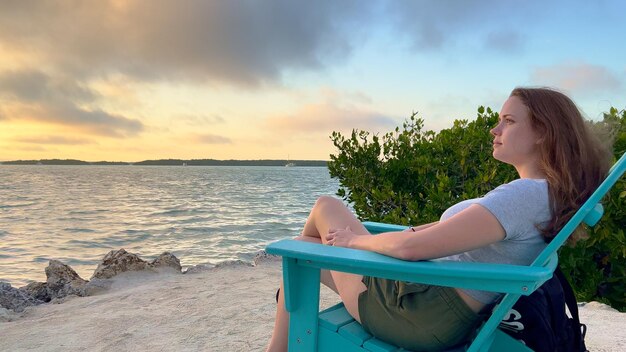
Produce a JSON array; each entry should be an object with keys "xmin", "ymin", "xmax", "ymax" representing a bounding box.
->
[{"xmin": 266, "ymin": 87, "xmax": 611, "ymax": 352}]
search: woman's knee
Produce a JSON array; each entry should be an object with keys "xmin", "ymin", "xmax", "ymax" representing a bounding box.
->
[{"xmin": 314, "ymin": 195, "xmax": 343, "ymax": 211}]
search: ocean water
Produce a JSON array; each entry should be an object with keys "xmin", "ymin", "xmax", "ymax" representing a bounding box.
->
[{"xmin": 0, "ymin": 165, "xmax": 339, "ymax": 287}]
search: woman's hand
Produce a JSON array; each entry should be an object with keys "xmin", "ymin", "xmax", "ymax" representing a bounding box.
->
[{"xmin": 326, "ymin": 226, "xmax": 366, "ymax": 248}]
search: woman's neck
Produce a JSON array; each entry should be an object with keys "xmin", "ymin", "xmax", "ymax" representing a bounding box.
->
[{"xmin": 515, "ymin": 163, "xmax": 546, "ymax": 179}]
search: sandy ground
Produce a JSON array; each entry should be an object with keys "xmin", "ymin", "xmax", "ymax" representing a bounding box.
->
[{"xmin": 0, "ymin": 259, "xmax": 624, "ymax": 352}]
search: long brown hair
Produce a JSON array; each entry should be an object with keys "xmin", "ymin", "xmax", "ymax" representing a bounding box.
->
[{"xmin": 510, "ymin": 87, "xmax": 611, "ymax": 243}]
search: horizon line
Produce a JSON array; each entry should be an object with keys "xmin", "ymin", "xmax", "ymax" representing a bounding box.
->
[{"xmin": 0, "ymin": 158, "xmax": 330, "ymax": 166}]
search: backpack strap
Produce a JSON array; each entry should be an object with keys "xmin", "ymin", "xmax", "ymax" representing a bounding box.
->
[{"xmin": 555, "ymin": 266, "xmax": 588, "ymax": 352}]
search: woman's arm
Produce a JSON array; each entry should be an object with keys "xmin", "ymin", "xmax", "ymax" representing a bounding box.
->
[
  {"xmin": 326, "ymin": 204, "xmax": 505, "ymax": 261},
  {"xmin": 404, "ymin": 221, "xmax": 439, "ymax": 232}
]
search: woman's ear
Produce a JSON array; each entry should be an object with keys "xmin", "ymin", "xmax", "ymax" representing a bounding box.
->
[{"xmin": 534, "ymin": 129, "xmax": 546, "ymax": 145}]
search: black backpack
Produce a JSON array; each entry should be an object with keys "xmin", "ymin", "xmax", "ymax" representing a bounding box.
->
[{"xmin": 498, "ymin": 267, "xmax": 588, "ymax": 352}]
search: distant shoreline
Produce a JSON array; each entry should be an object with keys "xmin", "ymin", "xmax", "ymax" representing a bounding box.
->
[{"xmin": 0, "ymin": 159, "xmax": 328, "ymax": 167}]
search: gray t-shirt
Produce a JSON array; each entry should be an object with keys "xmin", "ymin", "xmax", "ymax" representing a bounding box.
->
[{"xmin": 439, "ymin": 178, "xmax": 550, "ymax": 304}]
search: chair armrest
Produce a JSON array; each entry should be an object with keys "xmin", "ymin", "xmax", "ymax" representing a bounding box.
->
[
  {"xmin": 266, "ymin": 239, "xmax": 555, "ymax": 295},
  {"xmin": 362, "ymin": 221, "xmax": 409, "ymax": 234}
]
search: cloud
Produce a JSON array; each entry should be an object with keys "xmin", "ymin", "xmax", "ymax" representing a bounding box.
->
[
  {"xmin": 0, "ymin": 69, "xmax": 144, "ymax": 137},
  {"xmin": 2, "ymin": 145, "xmax": 48, "ymax": 152},
  {"xmin": 43, "ymin": 105, "xmax": 144, "ymax": 137},
  {"xmin": 0, "ymin": 70, "xmax": 51, "ymax": 102},
  {"xmin": 175, "ymin": 114, "xmax": 225, "ymax": 127},
  {"xmin": 484, "ymin": 31, "xmax": 524, "ymax": 53},
  {"xmin": 2, "ymin": 103, "xmax": 144, "ymax": 138},
  {"xmin": 265, "ymin": 88, "xmax": 398, "ymax": 137},
  {"xmin": 0, "ymin": 70, "xmax": 97, "ymax": 104},
  {"xmin": 530, "ymin": 62, "xmax": 622, "ymax": 95},
  {"xmin": 0, "ymin": 0, "xmax": 371, "ymax": 86},
  {"xmin": 191, "ymin": 133, "xmax": 232, "ymax": 144},
  {"xmin": 386, "ymin": 0, "xmax": 525, "ymax": 51},
  {"xmin": 0, "ymin": 1, "xmax": 373, "ymax": 143},
  {"xmin": 0, "ymin": 1, "xmax": 537, "ymax": 87},
  {"xmin": 265, "ymin": 103, "xmax": 397, "ymax": 134},
  {"xmin": 13, "ymin": 135, "xmax": 93, "ymax": 145}
]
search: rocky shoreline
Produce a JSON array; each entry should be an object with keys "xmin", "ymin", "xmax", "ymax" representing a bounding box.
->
[{"xmin": 0, "ymin": 249, "xmax": 182, "ymax": 313}]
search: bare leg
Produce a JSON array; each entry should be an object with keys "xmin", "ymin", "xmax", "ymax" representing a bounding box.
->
[
  {"xmin": 266, "ymin": 273, "xmax": 289, "ymax": 352},
  {"xmin": 266, "ymin": 196, "xmax": 369, "ymax": 352},
  {"xmin": 301, "ymin": 196, "xmax": 369, "ymax": 320},
  {"xmin": 265, "ymin": 236, "xmax": 336, "ymax": 352}
]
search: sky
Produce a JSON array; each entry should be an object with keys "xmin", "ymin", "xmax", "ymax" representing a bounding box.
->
[{"xmin": 0, "ymin": 0, "xmax": 625, "ymax": 162}]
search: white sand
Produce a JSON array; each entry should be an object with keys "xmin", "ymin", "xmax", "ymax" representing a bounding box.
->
[{"xmin": 0, "ymin": 259, "xmax": 624, "ymax": 352}]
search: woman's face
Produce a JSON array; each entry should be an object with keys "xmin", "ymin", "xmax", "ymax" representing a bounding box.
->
[{"xmin": 490, "ymin": 96, "xmax": 541, "ymax": 168}]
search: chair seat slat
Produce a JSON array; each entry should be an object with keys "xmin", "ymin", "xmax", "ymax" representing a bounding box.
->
[
  {"xmin": 319, "ymin": 303, "xmax": 354, "ymax": 331},
  {"xmin": 339, "ymin": 321, "xmax": 373, "ymax": 346}
]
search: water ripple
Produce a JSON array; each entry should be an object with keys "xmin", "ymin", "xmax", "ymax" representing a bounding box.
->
[{"xmin": 63, "ymin": 228, "xmax": 96, "ymax": 233}]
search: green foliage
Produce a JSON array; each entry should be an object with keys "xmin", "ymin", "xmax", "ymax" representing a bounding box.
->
[
  {"xmin": 328, "ymin": 107, "xmax": 626, "ymax": 311},
  {"xmin": 329, "ymin": 107, "xmax": 517, "ymax": 225}
]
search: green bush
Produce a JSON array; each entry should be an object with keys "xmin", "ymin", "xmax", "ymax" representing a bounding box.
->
[{"xmin": 328, "ymin": 107, "xmax": 626, "ymax": 311}]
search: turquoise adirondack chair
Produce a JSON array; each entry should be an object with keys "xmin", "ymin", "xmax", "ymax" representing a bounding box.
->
[{"xmin": 266, "ymin": 152, "xmax": 625, "ymax": 352}]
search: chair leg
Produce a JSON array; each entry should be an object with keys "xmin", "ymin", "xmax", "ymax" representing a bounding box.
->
[{"xmin": 283, "ymin": 258, "xmax": 321, "ymax": 352}]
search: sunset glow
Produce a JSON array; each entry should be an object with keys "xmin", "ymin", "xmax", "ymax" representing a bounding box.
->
[{"xmin": 1, "ymin": 1, "xmax": 624, "ymax": 162}]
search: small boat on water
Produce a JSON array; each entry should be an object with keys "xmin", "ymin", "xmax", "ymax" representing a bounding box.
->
[{"xmin": 285, "ymin": 155, "xmax": 295, "ymax": 167}]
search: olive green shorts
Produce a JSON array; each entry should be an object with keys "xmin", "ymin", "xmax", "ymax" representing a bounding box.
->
[{"xmin": 358, "ymin": 276, "xmax": 487, "ymax": 351}]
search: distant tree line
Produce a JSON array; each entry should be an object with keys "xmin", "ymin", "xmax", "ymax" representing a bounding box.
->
[{"xmin": 0, "ymin": 158, "xmax": 328, "ymax": 167}]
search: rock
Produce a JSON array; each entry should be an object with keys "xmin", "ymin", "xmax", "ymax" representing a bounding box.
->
[
  {"xmin": 214, "ymin": 260, "xmax": 253, "ymax": 269},
  {"xmin": 151, "ymin": 252, "xmax": 182, "ymax": 272},
  {"xmin": 183, "ymin": 264, "xmax": 215, "ymax": 274},
  {"xmin": 2, "ymin": 260, "xmax": 88, "ymax": 312},
  {"xmin": 253, "ymin": 250, "xmax": 280, "ymax": 266},
  {"xmin": 45, "ymin": 260, "xmax": 88, "ymax": 299},
  {"xmin": 91, "ymin": 249, "xmax": 152, "ymax": 279},
  {"xmin": 20, "ymin": 282, "xmax": 51, "ymax": 302},
  {"xmin": 2, "ymin": 249, "xmax": 182, "ymax": 314},
  {"xmin": 0, "ymin": 282, "xmax": 43, "ymax": 312},
  {"xmin": 91, "ymin": 249, "xmax": 182, "ymax": 279}
]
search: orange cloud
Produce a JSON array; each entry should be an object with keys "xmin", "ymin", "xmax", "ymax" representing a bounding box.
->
[
  {"xmin": 189, "ymin": 133, "xmax": 232, "ymax": 144},
  {"xmin": 0, "ymin": 70, "xmax": 144, "ymax": 138},
  {"xmin": 12, "ymin": 135, "xmax": 93, "ymax": 145},
  {"xmin": 531, "ymin": 62, "xmax": 621, "ymax": 95},
  {"xmin": 2, "ymin": 103, "xmax": 143, "ymax": 138},
  {"xmin": 265, "ymin": 102, "xmax": 397, "ymax": 134}
]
